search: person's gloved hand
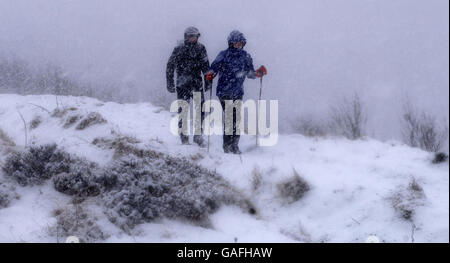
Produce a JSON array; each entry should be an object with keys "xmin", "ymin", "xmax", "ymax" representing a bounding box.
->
[
  {"xmin": 255, "ymin": 65, "xmax": 267, "ymax": 78},
  {"xmin": 167, "ymin": 83, "xmax": 176, "ymax": 93},
  {"xmin": 205, "ymin": 71, "xmax": 217, "ymax": 81}
]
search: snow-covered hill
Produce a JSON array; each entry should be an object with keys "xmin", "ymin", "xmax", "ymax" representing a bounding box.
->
[{"xmin": 0, "ymin": 94, "xmax": 448, "ymax": 243}]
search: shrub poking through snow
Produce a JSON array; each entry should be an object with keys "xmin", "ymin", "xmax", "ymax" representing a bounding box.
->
[
  {"xmin": 100, "ymin": 152, "xmax": 254, "ymax": 231},
  {"xmin": 3, "ymin": 144, "xmax": 101, "ymax": 197},
  {"xmin": 51, "ymin": 106, "xmax": 78, "ymax": 118},
  {"xmin": 401, "ymin": 99, "xmax": 448, "ymax": 153},
  {"xmin": 94, "ymin": 138, "xmax": 255, "ymax": 231},
  {"xmin": 52, "ymin": 159, "xmax": 103, "ymax": 197},
  {"xmin": 409, "ymin": 178, "xmax": 424, "ymax": 193},
  {"xmin": 0, "ymin": 182, "xmax": 19, "ymax": 209},
  {"xmin": 63, "ymin": 114, "xmax": 83, "ymax": 128},
  {"xmin": 2, "ymin": 144, "xmax": 72, "ymax": 186},
  {"xmin": 4, "ymin": 140, "xmax": 255, "ymax": 231},
  {"xmin": 0, "ymin": 191, "xmax": 10, "ymax": 209},
  {"xmin": 50, "ymin": 203, "xmax": 109, "ymax": 243},
  {"xmin": 92, "ymin": 134, "xmax": 141, "ymax": 159},
  {"xmin": 0, "ymin": 128, "xmax": 15, "ymax": 147},
  {"xmin": 277, "ymin": 168, "xmax": 310, "ymax": 203},
  {"xmin": 329, "ymin": 92, "xmax": 367, "ymax": 140},
  {"xmin": 76, "ymin": 112, "xmax": 107, "ymax": 130},
  {"xmin": 189, "ymin": 152, "xmax": 204, "ymax": 162},
  {"xmin": 251, "ymin": 166, "xmax": 263, "ymax": 193},
  {"xmin": 390, "ymin": 178, "xmax": 426, "ymax": 221},
  {"xmin": 292, "ymin": 115, "xmax": 327, "ymax": 137},
  {"xmin": 29, "ymin": 116, "xmax": 42, "ymax": 130},
  {"xmin": 432, "ymin": 152, "xmax": 448, "ymax": 164}
]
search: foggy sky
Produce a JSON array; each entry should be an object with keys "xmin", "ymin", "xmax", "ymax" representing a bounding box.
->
[{"xmin": 0, "ymin": 0, "xmax": 448, "ymax": 141}]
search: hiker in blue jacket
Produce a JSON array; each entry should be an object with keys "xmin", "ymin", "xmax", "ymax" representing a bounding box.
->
[{"xmin": 206, "ymin": 30, "xmax": 267, "ymax": 154}]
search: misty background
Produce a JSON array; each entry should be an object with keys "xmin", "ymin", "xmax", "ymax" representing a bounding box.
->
[{"xmin": 0, "ymin": 0, "xmax": 448, "ymax": 144}]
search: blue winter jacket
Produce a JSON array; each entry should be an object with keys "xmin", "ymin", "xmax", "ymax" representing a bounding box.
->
[{"xmin": 209, "ymin": 31, "xmax": 256, "ymax": 99}]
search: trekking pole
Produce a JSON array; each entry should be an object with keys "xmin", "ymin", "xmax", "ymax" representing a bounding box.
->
[
  {"xmin": 207, "ymin": 86, "xmax": 213, "ymax": 153},
  {"xmin": 256, "ymin": 75, "xmax": 263, "ymax": 147}
]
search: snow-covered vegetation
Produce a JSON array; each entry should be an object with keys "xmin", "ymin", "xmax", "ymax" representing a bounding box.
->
[{"xmin": 0, "ymin": 94, "xmax": 447, "ymax": 242}]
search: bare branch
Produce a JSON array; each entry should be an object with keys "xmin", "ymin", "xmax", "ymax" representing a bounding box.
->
[
  {"xmin": 401, "ymin": 98, "xmax": 448, "ymax": 152},
  {"xmin": 27, "ymin": 103, "xmax": 51, "ymax": 114},
  {"xmin": 329, "ymin": 92, "xmax": 367, "ymax": 140},
  {"xmin": 16, "ymin": 109, "xmax": 28, "ymax": 148}
]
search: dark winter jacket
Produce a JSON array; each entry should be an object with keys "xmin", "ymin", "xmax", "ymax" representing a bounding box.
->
[
  {"xmin": 166, "ymin": 40, "xmax": 212, "ymax": 94},
  {"xmin": 209, "ymin": 31, "xmax": 256, "ymax": 99}
]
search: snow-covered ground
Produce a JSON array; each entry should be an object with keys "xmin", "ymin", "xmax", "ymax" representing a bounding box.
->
[{"xmin": 0, "ymin": 94, "xmax": 448, "ymax": 243}]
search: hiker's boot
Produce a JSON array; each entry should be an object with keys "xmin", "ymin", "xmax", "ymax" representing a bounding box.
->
[
  {"xmin": 180, "ymin": 135, "xmax": 189, "ymax": 145},
  {"xmin": 194, "ymin": 135, "xmax": 205, "ymax": 148},
  {"xmin": 223, "ymin": 142, "xmax": 232, "ymax": 153},
  {"xmin": 223, "ymin": 145, "xmax": 232, "ymax": 153},
  {"xmin": 223, "ymin": 135, "xmax": 233, "ymax": 153},
  {"xmin": 231, "ymin": 144, "xmax": 242, "ymax": 155}
]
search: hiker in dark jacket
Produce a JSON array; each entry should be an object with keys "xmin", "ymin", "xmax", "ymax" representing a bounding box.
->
[
  {"xmin": 167, "ymin": 26, "xmax": 212, "ymax": 146},
  {"xmin": 206, "ymin": 30, "xmax": 267, "ymax": 154}
]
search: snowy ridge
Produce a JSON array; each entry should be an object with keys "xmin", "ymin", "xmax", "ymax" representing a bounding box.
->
[{"xmin": 0, "ymin": 94, "xmax": 448, "ymax": 243}]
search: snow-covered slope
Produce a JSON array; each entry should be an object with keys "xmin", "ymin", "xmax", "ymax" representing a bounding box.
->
[{"xmin": 0, "ymin": 94, "xmax": 448, "ymax": 243}]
